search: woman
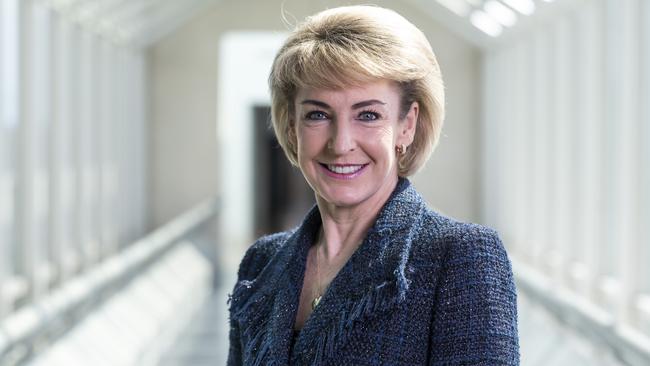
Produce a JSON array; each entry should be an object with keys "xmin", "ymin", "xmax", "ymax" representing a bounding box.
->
[{"xmin": 228, "ymin": 5, "xmax": 519, "ymax": 365}]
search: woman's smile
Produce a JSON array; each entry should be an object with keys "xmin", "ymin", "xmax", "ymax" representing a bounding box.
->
[{"xmin": 319, "ymin": 163, "xmax": 369, "ymax": 179}]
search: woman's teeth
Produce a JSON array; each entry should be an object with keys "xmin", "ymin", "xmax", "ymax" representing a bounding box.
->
[{"xmin": 327, "ymin": 164, "xmax": 364, "ymax": 174}]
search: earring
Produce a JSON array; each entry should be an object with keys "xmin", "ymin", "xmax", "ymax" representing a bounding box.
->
[{"xmin": 396, "ymin": 144, "xmax": 407, "ymax": 155}]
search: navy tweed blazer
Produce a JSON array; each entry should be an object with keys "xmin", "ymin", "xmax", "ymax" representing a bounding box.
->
[{"xmin": 227, "ymin": 179, "xmax": 519, "ymax": 365}]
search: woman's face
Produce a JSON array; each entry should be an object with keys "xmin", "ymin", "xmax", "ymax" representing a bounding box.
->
[{"xmin": 294, "ymin": 79, "xmax": 417, "ymax": 210}]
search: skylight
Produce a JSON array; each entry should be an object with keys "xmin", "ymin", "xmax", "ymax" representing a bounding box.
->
[{"xmin": 436, "ymin": 0, "xmax": 556, "ymax": 37}]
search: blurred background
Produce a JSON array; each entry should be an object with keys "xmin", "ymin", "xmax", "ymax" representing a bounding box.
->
[{"xmin": 0, "ymin": 0, "xmax": 649, "ymax": 365}]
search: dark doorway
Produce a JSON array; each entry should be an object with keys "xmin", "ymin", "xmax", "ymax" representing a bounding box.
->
[{"xmin": 253, "ymin": 105, "xmax": 314, "ymax": 237}]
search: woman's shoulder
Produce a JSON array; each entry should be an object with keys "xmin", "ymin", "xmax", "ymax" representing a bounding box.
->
[
  {"xmin": 236, "ymin": 231, "xmax": 292, "ymax": 282},
  {"xmin": 418, "ymin": 213, "xmax": 519, "ymax": 363},
  {"xmin": 228, "ymin": 232, "xmax": 293, "ymax": 322},
  {"xmin": 418, "ymin": 209, "xmax": 509, "ymax": 265},
  {"xmin": 400, "ymin": 183, "xmax": 506, "ymax": 259}
]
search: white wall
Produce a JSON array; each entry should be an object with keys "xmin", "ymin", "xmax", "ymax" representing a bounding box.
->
[{"xmin": 216, "ymin": 32, "xmax": 288, "ymax": 271}]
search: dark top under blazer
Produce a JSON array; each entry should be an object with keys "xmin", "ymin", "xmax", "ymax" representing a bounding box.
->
[{"xmin": 227, "ymin": 179, "xmax": 519, "ymax": 365}]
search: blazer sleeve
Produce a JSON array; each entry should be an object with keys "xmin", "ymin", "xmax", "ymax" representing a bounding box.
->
[
  {"xmin": 227, "ymin": 310, "xmax": 243, "ymax": 366},
  {"xmin": 227, "ymin": 234, "xmax": 285, "ymax": 366},
  {"xmin": 226, "ymin": 238, "xmax": 266, "ymax": 366},
  {"xmin": 227, "ymin": 247, "xmax": 256, "ymax": 366},
  {"xmin": 428, "ymin": 226, "xmax": 519, "ymax": 365}
]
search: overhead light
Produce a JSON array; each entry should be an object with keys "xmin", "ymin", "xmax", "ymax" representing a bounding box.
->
[
  {"xmin": 470, "ymin": 10, "xmax": 503, "ymax": 37},
  {"xmin": 436, "ymin": 0, "xmax": 471, "ymax": 17},
  {"xmin": 501, "ymin": 0, "xmax": 536, "ymax": 16},
  {"xmin": 484, "ymin": 0, "xmax": 517, "ymax": 27}
]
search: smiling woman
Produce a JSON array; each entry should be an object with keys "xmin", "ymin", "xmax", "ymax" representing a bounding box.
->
[{"xmin": 227, "ymin": 5, "xmax": 519, "ymax": 366}]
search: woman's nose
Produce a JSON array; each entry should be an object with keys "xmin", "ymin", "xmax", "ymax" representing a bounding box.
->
[{"xmin": 328, "ymin": 120, "xmax": 356, "ymax": 154}]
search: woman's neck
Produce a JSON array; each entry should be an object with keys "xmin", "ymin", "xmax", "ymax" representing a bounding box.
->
[{"xmin": 315, "ymin": 176, "xmax": 398, "ymax": 262}]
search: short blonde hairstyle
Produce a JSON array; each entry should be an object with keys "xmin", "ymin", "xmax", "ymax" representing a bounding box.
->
[{"xmin": 269, "ymin": 5, "xmax": 445, "ymax": 176}]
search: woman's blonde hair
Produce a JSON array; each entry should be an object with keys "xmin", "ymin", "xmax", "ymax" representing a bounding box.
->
[{"xmin": 269, "ymin": 5, "xmax": 445, "ymax": 176}]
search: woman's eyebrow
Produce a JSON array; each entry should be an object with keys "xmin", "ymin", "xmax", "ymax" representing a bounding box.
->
[
  {"xmin": 351, "ymin": 99, "xmax": 386, "ymax": 109},
  {"xmin": 300, "ymin": 99, "xmax": 330, "ymax": 108},
  {"xmin": 299, "ymin": 99, "xmax": 386, "ymax": 109}
]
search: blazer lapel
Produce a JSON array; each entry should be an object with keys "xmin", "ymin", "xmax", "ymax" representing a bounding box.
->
[
  {"xmin": 231, "ymin": 208, "xmax": 318, "ymax": 366},
  {"xmin": 291, "ymin": 178, "xmax": 428, "ymax": 365}
]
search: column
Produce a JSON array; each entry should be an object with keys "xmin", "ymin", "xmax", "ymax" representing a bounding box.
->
[
  {"xmin": 575, "ymin": 0, "xmax": 605, "ymax": 299},
  {"xmin": 530, "ymin": 26, "xmax": 551, "ymax": 270},
  {"xmin": 18, "ymin": 0, "xmax": 53, "ymax": 303},
  {"xmin": 551, "ymin": 15, "xmax": 572, "ymax": 284},
  {"xmin": 0, "ymin": 0, "xmax": 20, "ymax": 317}
]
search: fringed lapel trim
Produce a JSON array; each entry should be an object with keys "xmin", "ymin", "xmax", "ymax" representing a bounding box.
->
[
  {"xmin": 230, "ymin": 207, "xmax": 318, "ymax": 366},
  {"xmin": 293, "ymin": 277, "xmax": 404, "ymax": 365}
]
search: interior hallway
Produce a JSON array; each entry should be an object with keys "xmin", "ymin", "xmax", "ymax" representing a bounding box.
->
[{"xmin": 1, "ymin": 0, "xmax": 650, "ymax": 365}]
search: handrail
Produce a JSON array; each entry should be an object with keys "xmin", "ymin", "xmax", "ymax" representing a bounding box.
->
[
  {"xmin": 513, "ymin": 259, "xmax": 650, "ymax": 366},
  {"xmin": 0, "ymin": 197, "xmax": 220, "ymax": 365}
]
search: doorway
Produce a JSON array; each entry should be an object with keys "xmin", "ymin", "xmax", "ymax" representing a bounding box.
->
[{"xmin": 252, "ymin": 105, "xmax": 314, "ymax": 237}]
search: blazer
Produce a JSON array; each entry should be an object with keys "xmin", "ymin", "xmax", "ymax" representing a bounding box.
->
[{"xmin": 227, "ymin": 178, "xmax": 519, "ymax": 365}]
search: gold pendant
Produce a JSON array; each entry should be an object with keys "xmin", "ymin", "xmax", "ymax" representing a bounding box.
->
[{"xmin": 311, "ymin": 296, "xmax": 322, "ymax": 309}]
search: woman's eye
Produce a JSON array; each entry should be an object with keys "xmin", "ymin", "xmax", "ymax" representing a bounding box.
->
[
  {"xmin": 358, "ymin": 111, "xmax": 379, "ymax": 121},
  {"xmin": 305, "ymin": 111, "xmax": 328, "ymax": 120}
]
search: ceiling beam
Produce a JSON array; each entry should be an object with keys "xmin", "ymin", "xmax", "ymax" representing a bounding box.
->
[{"xmin": 403, "ymin": 0, "xmax": 494, "ymax": 49}]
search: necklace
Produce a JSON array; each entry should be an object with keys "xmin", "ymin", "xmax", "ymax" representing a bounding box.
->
[
  {"xmin": 311, "ymin": 229, "xmax": 358, "ymax": 310},
  {"xmin": 312, "ymin": 229, "xmax": 325, "ymax": 310}
]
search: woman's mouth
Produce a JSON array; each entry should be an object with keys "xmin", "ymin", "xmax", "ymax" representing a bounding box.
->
[{"xmin": 319, "ymin": 163, "xmax": 368, "ymax": 179}]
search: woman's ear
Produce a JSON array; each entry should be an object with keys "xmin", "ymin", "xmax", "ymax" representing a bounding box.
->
[{"xmin": 398, "ymin": 101, "xmax": 418, "ymax": 146}]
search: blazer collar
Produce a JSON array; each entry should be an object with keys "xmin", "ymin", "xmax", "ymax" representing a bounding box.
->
[{"xmin": 234, "ymin": 178, "xmax": 428, "ymax": 365}]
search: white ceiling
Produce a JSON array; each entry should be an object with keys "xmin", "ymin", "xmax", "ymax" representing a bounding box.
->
[
  {"xmin": 45, "ymin": 0, "xmax": 219, "ymax": 47},
  {"xmin": 42, "ymin": 0, "xmax": 571, "ymax": 49},
  {"xmin": 406, "ymin": 0, "xmax": 574, "ymax": 47}
]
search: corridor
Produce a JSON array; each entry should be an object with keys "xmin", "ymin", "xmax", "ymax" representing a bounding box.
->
[{"xmin": 1, "ymin": 0, "xmax": 649, "ymax": 365}]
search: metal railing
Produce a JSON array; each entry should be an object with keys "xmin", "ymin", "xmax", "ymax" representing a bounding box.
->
[
  {"xmin": 514, "ymin": 260, "xmax": 650, "ymax": 366},
  {"xmin": 0, "ymin": 197, "xmax": 220, "ymax": 365}
]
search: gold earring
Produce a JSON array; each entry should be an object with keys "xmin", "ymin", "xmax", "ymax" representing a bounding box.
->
[{"xmin": 397, "ymin": 144, "xmax": 407, "ymax": 155}]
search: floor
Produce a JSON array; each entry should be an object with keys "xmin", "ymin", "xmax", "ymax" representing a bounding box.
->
[{"xmin": 156, "ymin": 276, "xmax": 232, "ymax": 366}]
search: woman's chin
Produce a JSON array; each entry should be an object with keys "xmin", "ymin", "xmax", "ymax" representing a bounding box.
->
[
  {"xmin": 312, "ymin": 173, "xmax": 398, "ymax": 211},
  {"xmin": 316, "ymin": 189, "xmax": 367, "ymax": 209}
]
